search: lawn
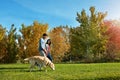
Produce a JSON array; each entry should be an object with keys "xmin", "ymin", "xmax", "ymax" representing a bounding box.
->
[{"xmin": 0, "ymin": 63, "xmax": 120, "ymax": 80}]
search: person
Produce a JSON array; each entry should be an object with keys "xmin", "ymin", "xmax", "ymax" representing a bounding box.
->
[
  {"xmin": 38, "ymin": 33, "xmax": 48, "ymax": 56},
  {"xmin": 46, "ymin": 39, "xmax": 53, "ymax": 62}
]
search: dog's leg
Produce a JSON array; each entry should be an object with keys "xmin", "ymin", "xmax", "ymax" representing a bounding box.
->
[
  {"xmin": 43, "ymin": 65, "xmax": 47, "ymax": 72},
  {"xmin": 45, "ymin": 66, "xmax": 47, "ymax": 72},
  {"xmin": 43, "ymin": 63, "xmax": 47, "ymax": 72},
  {"xmin": 38, "ymin": 64, "xmax": 42, "ymax": 71},
  {"xmin": 29, "ymin": 64, "xmax": 35, "ymax": 72},
  {"xmin": 29, "ymin": 61, "xmax": 35, "ymax": 72},
  {"xmin": 29, "ymin": 65, "xmax": 32, "ymax": 72}
]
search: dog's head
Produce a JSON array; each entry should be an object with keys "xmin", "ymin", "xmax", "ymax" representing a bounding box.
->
[
  {"xmin": 44, "ymin": 57, "xmax": 55, "ymax": 70},
  {"xmin": 49, "ymin": 62, "xmax": 55, "ymax": 70}
]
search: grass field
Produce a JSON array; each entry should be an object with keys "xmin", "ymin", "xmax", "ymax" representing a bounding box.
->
[{"xmin": 0, "ymin": 63, "xmax": 120, "ymax": 80}]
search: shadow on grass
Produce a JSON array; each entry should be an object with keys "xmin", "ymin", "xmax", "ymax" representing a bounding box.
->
[
  {"xmin": 0, "ymin": 67, "xmax": 27, "ymax": 69},
  {"xmin": 95, "ymin": 76, "xmax": 120, "ymax": 80},
  {"xmin": 0, "ymin": 67, "xmax": 45, "ymax": 72}
]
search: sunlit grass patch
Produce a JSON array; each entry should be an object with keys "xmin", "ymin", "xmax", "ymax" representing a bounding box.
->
[{"xmin": 0, "ymin": 63, "xmax": 120, "ymax": 80}]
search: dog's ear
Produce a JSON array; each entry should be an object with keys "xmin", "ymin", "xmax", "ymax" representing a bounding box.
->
[
  {"xmin": 44, "ymin": 56, "xmax": 47, "ymax": 61},
  {"xmin": 43, "ymin": 57, "xmax": 47, "ymax": 65}
]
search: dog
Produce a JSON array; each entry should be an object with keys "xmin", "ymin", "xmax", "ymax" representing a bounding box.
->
[{"xmin": 24, "ymin": 56, "xmax": 55, "ymax": 72}]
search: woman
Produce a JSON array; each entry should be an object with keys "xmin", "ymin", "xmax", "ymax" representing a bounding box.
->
[{"xmin": 46, "ymin": 39, "xmax": 53, "ymax": 62}]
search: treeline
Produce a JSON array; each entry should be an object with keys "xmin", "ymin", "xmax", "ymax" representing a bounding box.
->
[{"xmin": 0, "ymin": 6, "xmax": 120, "ymax": 63}]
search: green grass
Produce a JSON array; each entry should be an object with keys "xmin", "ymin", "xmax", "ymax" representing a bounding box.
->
[{"xmin": 0, "ymin": 63, "xmax": 120, "ymax": 80}]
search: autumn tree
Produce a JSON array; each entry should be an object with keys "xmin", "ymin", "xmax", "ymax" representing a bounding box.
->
[
  {"xmin": 70, "ymin": 6, "xmax": 108, "ymax": 62},
  {"xmin": 104, "ymin": 20, "xmax": 120, "ymax": 61},
  {"xmin": 18, "ymin": 21, "xmax": 48, "ymax": 59},
  {"xmin": 50, "ymin": 26, "xmax": 70, "ymax": 62},
  {"xmin": 5, "ymin": 24, "xmax": 18, "ymax": 63},
  {"xmin": 0, "ymin": 25, "xmax": 6, "ymax": 63},
  {"xmin": 0, "ymin": 24, "xmax": 18, "ymax": 63},
  {"xmin": 0, "ymin": 25, "xmax": 6, "ymax": 41}
]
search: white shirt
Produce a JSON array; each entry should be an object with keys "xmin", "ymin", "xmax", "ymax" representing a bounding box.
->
[{"xmin": 40, "ymin": 38, "xmax": 48, "ymax": 50}]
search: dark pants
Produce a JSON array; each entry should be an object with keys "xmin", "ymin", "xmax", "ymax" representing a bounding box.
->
[{"xmin": 47, "ymin": 53, "xmax": 53, "ymax": 62}]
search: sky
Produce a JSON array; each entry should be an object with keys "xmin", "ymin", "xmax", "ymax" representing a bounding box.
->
[{"xmin": 0, "ymin": 0, "xmax": 120, "ymax": 31}]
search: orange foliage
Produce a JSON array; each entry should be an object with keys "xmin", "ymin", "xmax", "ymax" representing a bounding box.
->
[
  {"xmin": 104, "ymin": 20, "xmax": 120, "ymax": 60},
  {"xmin": 50, "ymin": 27, "xmax": 70, "ymax": 62},
  {"xmin": 19, "ymin": 21, "xmax": 48, "ymax": 58}
]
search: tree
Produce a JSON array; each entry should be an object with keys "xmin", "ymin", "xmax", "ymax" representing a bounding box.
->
[
  {"xmin": 50, "ymin": 26, "xmax": 70, "ymax": 62},
  {"xmin": 19, "ymin": 21, "xmax": 48, "ymax": 59},
  {"xmin": 0, "ymin": 24, "xmax": 18, "ymax": 63},
  {"xmin": 104, "ymin": 20, "xmax": 120, "ymax": 61},
  {"xmin": 0, "ymin": 25, "xmax": 6, "ymax": 41},
  {"xmin": 0, "ymin": 25, "xmax": 6, "ymax": 63},
  {"xmin": 70, "ymin": 6, "xmax": 108, "ymax": 62}
]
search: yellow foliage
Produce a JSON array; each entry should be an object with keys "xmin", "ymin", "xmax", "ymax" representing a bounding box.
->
[
  {"xmin": 50, "ymin": 27, "xmax": 70, "ymax": 62},
  {"xmin": 19, "ymin": 21, "xmax": 48, "ymax": 57}
]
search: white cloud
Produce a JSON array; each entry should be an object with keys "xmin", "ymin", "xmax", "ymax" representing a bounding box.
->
[{"xmin": 12, "ymin": 0, "xmax": 76, "ymax": 20}]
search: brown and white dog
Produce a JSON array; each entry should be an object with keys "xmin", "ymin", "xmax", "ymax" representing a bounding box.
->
[{"xmin": 24, "ymin": 56, "xmax": 55, "ymax": 72}]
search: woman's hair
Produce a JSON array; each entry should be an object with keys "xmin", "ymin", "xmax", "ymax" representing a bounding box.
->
[{"xmin": 46, "ymin": 39, "xmax": 51, "ymax": 45}]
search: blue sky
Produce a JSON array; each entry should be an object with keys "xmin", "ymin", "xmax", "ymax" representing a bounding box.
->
[{"xmin": 0, "ymin": 0, "xmax": 120, "ymax": 31}]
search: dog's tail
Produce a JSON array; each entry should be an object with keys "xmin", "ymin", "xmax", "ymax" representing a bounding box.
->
[{"xmin": 24, "ymin": 58, "xmax": 29, "ymax": 61}]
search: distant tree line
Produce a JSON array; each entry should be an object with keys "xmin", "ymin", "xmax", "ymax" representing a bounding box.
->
[{"xmin": 0, "ymin": 6, "xmax": 120, "ymax": 63}]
